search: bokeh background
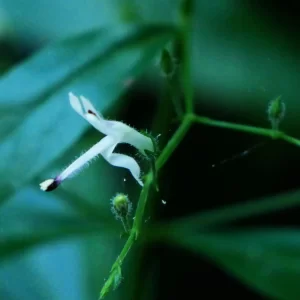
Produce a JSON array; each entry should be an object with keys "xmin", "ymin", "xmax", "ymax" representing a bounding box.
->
[{"xmin": 1, "ymin": 0, "xmax": 300, "ymax": 299}]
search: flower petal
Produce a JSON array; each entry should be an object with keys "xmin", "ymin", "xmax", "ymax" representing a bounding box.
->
[
  {"xmin": 40, "ymin": 136, "xmax": 115, "ymax": 191},
  {"xmin": 88, "ymin": 118, "xmax": 154, "ymax": 154},
  {"xmin": 85, "ymin": 113, "xmax": 116, "ymax": 136},
  {"xmin": 69, "ymin": 93, "xmax": 154, "ymax": 155},
  {"xmin": 58, "ymin": 135, "xmax": 116, "ymax": 182},
  {"xmin": 121, "ymin": 126, "xmax": 154, "ymax": 154},
  {"xmin": 80, "ymin": 95, "xmax": 103, "ymax": 118},
  {"xmin": 58, "ymin": 134, "xmax": 143, "ymax": 186},
  {"xmin": 106, "ymin": 121, "xmax": 154, "ymax": 154},
  {"xmin": 69, "ymin": 92, "xmax": 84, "ymax": 116},
  {"xmin": 102, "ymin": 142, "xmax": 143, "ymax": 186},
  {"xmin": 69, "ymin": 92, "xmax": 115, "ymax": 136}
]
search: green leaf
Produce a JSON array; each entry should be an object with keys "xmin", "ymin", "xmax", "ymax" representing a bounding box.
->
[
  {"xmin": 168, "ymin": 229, "xmax": 300, "ymax": 300},
  {"xmin": 0, "ymin": 230, "xmax": 117, "ymax": 300},
  {"xmin": 0, "ymin": 187, "xmax": 119, "ymax": 261},
  {"xmin": 0, "ymin": 25, "xmax": 175, "ymax": 205}
]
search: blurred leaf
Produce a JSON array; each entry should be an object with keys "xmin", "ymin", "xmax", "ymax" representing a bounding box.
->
[
  {"xmin": 167, "ymin": 229, "xmax": 300, "ymax": 300},
  {"xmin": 163, "ymin": 189, "xmax": 300, "ymax": 231},
  {"xmin": 0, "ymin": 187, "xmax": 119, "ymax": 261},
  {"xmin": 0, "ymin": 237, "xmax": 106, "ymax": 300},
  {"xmin": 190, "ymin": 1, "xmax": 300, "ymax": 131},
  {"xmin": 1, "ymin": 0, "xmax": 178, "ymax": 43},
  {"xmin": 0, "ymin": 24, "xmax": 175, "ymax": 205}
]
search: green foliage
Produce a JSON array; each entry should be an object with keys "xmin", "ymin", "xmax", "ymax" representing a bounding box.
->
[
  {"xmin": 2, "ymin": 1, "xmax": 300, "ymax": 300},
  {"xmin": 164, "ymin": 229, "xmax": 300, "ymax": 300},
  {"xmin": 0, "ymin": 21, "xmax": 175, "ymax": 300}
]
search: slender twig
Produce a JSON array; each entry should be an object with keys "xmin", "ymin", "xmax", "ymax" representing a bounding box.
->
[
  {"xmin": 181, "ymin": 11, "xmax": 193, "ymax": 113},
  {"xmin": 190, "ymin": 114, "xmax": 300, "ymax": 147}
]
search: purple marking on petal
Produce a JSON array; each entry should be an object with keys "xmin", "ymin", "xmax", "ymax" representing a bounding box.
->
[
  {"xmin": 87, "ymin": 109, "xmax": 96, "ymax": 116},
  {"xmin": 45, "ymin": 177, "xmax": 61, "ymax": 192}
]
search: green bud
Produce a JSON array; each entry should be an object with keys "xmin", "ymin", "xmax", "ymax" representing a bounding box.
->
[
  {"xmin": 267, "ymin": 96, "xmax": 285, "ymax": 130},
  {"xmin": 160, "ymin": 48, "xmax": 174, "ymax": 77},
  {"xmin": 111, "ymin": 193, "xmax": 132, "ymax": 234},
  {"xmin": 180, "ymin": 0, "xmax": 194, "ymax": 18},
  {"xmin": 111, "ymin": 193, "xmax": 132, "ymax": 220}
]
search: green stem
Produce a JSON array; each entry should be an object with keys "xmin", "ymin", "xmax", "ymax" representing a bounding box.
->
[
  {"xmin": 132, "ymin": 174, "xmax": 153, "ymax": 238},
  {"xmin": 180, "ymin": 4, "xmax": 193, "ymax": 113},
  {"xmin": 110, "ymin": 233, "xmax": 135, "ymax": 270},
  {"xmin": 100, "ymin": 115, "xmax": 192, "ymax": 297},
  {"xmin": 281, "ymin": 134, "xmax": 300, "ymax": 147},
  {"xmin": 120, "ymin": 216, "xmax": 130, "ymax": 234},
  {"xmin": 182, "ymin": 30, "xmax": 193, "ymax": 113},
  {"xmin": 156, "ymin": 115, "xmax": 192, "ymax": 169},
  {"xmin": 191, "ymin": 114, "xmax": 300, "ymax": 147},
  {"xmin": 99, "ymin": 233, "xmax": 135, "ymax": 299},
  {"xmin": 135, "ymin": 116, "xmax": 192, "ymax": 235}
]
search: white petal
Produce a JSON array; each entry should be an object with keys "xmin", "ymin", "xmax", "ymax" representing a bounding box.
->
[
  {"xmin": 122, "ymin": 127, "xmax": 154, "ymax": 154},
  {"xmin": 85, "ymin": 113, "xmax": 116, "ymax": 136},
  {"xmin": 69, "ymin": 93, "xmax": 114, "ymax": 136},
  {"xmin": 93, "ymin": 119, "xmax": 154, "ymax": 154},
  {"xmin": 58, "ymin": 134, "xmax": 143, "ymax": 186},
  {"xmin": 107, "ymin": 121, "xmax": 154, "ymax": 154},
  {"xmin": 58, "ymin": 135, "xmax": 116, "ymax": 182},
  {"xmin": 69, "ymin": 93, "xmax": 154, "ymax": 155},
  {"xmin": 80, "ymin": 95, "xmax": 103, "ymax": 118},
  {"xmin": 69, "ymin": 92, "xmax": 84, "ymax": 116},
  {"xmin": 102, "ymin": 142, "xmax": 143, "ymax": 186}
]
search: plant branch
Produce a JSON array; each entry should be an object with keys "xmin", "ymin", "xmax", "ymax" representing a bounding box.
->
[
  {"xmin": 99, "ymin": 115, "xmax": 192, "ymax": 298},
  {"xmin": 181, "ymin": 12, "xmax": 193, "ymax": 113},
  {"xmin": 191, "ymin": 114, "xmax": 300, "ymax": 147}
]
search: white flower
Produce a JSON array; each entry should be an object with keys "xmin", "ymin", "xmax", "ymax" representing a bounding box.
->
[{"xmin": 39, "ymin": 92, "xmax": 154, "ymax": 191}]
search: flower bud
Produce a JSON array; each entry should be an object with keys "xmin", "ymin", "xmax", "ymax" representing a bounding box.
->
[
  {"xmin": 267, "ymin": 96, "xmax": 285, "ymax": 130},
  {"xmin": 111, "ymin": 193, "xmax": 132, "ymax": 220},
  {"xmin": 160, "ymin": 48, "xmax": 175, "ymax": 77}
]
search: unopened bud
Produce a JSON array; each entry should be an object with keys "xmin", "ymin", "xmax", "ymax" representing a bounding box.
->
[
  {"xmin": 267, "ymin": 96, "xmax": 285, "ymax": 130},
  {"xmin": 160, "ymin": 48, "xmax": 175, "ymax": 77},
  {"xmin": 111, "ymin": 193, "xmax": 132, "ymax": 220},
  {"xmin": 111, "ymin": 193, "xmax": 132, "ymax": 234}
]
